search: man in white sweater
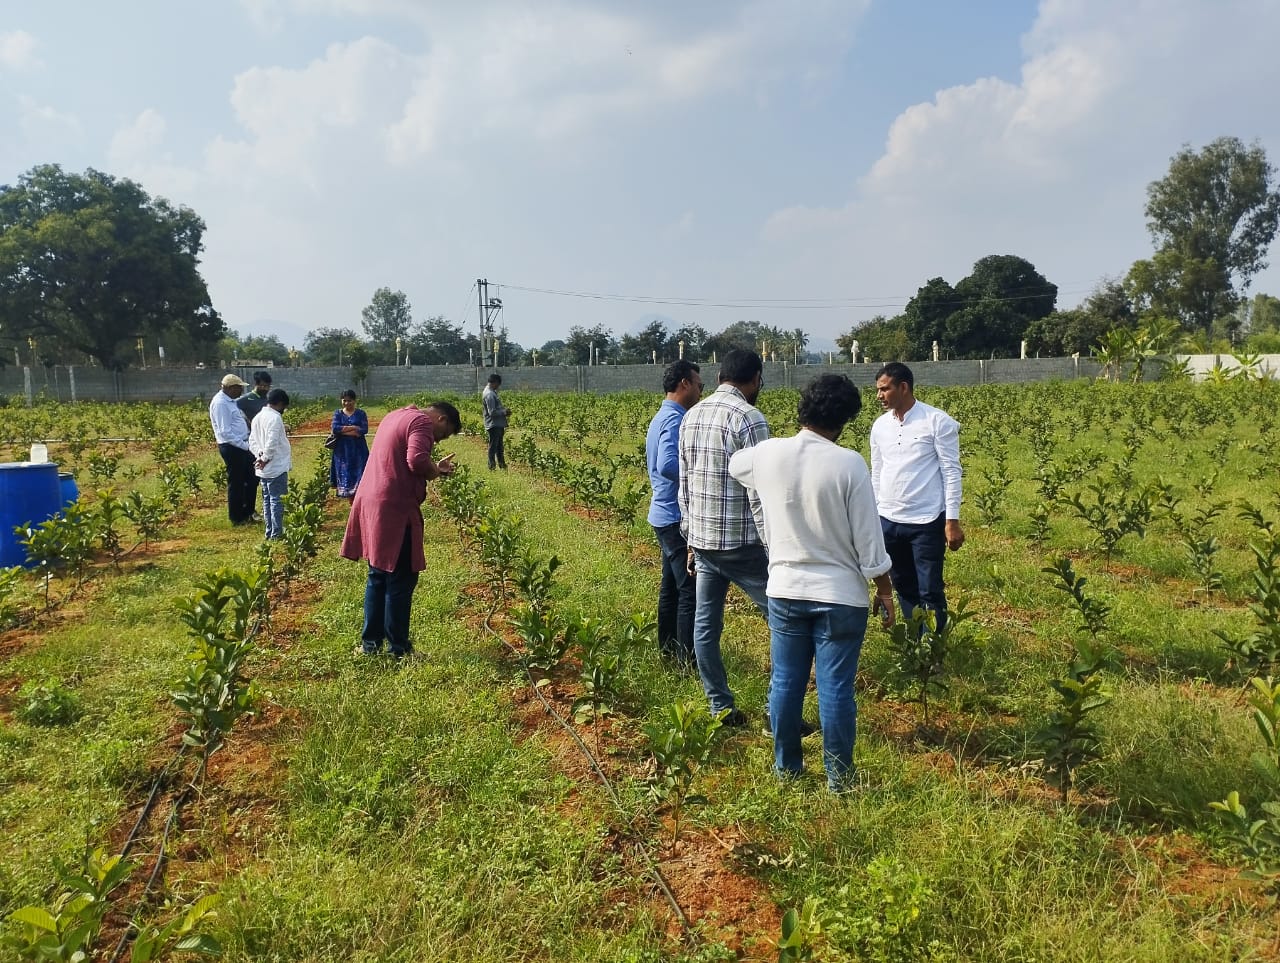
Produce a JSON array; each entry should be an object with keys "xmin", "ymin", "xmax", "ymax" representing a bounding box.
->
[{"xmin": 729, "ymin": 374, "xmax": 895, "ymax": 792}]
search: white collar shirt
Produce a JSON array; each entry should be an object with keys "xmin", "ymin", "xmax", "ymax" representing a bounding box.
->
[
  {"xmin": 209, "ymin": 390, "xmax": 250, "ymax": 448},
  {"xmin": 870, "ymin": 399, "xmax": 962, "ymax": 525}
]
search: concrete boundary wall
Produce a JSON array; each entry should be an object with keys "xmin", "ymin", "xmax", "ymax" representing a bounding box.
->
[{"xmin": 7, "ymin": 353, "xmax": 1271, "ymax": 404}]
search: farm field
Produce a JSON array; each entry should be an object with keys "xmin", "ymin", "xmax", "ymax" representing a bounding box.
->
[{"xmin": 2, "ymin": 377, "xmax": 1280, "ymax": 961}]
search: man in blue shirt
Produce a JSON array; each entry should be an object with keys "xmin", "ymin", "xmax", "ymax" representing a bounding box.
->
[{"xmin": 645, "ymin": 360, "xmax": 703, "ymax": 670}]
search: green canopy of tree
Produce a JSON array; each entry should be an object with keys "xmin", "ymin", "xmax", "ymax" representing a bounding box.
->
[
  {"xmin": 562, "ymin": 324, "xmax": 618, "ymax": 364},
  {"xmin": 0, "ymin": 164, "xmax": 223, "ymax": 369},
  {"xmin": 360, "ymin": 287, "xmax": 413, "ymax": 347},
  {"xmin": 219, "ymin": 331, "xmax": 289, "ymax": 366},
  {"xmin": 946, "ymin": 255, "xmax": 1057, "ymax": 358},
  {"xmin": 901, "ymin": 277, "xmax": 958, "ymax": 356},
  {"xmin": 1024, "ymin": 278, "xmax": 1137, "ymax": 356},
  {"xmin": 405, "ymin": 315, "xmax": 478, "ymax": 365},
  {"xmin": 1129, "ymin": 137, "xmax": 1280, "ymax": 333},
  {"xmin": 838, "ymin": 315, "xmax": 916, "ymax": 363},
  {"xmin": 303, "ymin": 326, "xmax": 364, "ymax": 366},
  {"xmin": 618, "ymin": 320, "xmax": 674, "ymax": 365}
]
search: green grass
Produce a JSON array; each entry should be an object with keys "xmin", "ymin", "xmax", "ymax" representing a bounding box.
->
[{"xmin": 2, "ymin": 382, "xmax": 1280, "ymax": 960}]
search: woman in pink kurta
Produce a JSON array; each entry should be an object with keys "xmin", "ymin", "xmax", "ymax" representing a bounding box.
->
[{"xmin": 342, "ymin": 402, "xmax": 461, "ymax": 657}]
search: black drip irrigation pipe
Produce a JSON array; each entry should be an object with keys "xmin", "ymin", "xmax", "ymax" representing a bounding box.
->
[{"xmin": 479, "ymin": 603, "xmax": 696, "ymax": 943}]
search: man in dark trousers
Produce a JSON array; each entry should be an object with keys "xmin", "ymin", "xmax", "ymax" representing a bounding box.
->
[
  {"xmin": 645, "ymin": 359, "xmax": 703, "ymax": 669},
  {"xmin": 870, "ymin": 362, "xmax": 965, "ymax": 633},
  {"xmin": 208, "ymin": 373, "xmax": 258, "ymax": 526},
  {"xmin": 481, "ymin": 373, "xmax": 510, "ymax": 470},
  {"xmin": 341, "ymin": 402, "xmax": 461, "ymax": 658}
]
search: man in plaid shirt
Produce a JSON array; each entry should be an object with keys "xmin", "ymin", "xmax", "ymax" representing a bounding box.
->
[{"xmin": 678, "ymin": 348, "xmax": 769, "ymax": 727}]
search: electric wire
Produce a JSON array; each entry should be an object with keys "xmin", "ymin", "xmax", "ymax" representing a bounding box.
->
[{"xmin": 492, "ymin": 280, "xmax": 1093, "ymax": 314}]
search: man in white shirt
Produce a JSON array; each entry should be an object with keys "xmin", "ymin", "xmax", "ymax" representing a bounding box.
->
[
  {"xmin": 208, "ymin": 373, "xmax": 258, "ymax": 526},
  {"xmin": 730, "ymin": 374, "xmax": 895, "ymax": 792},
  {"xmin": 870, "ymin": 362, "xmax": 965, "ymax": 633},
  {"xmin": 249, "ymin": 388, "xmax": 292, "ymax": 540}
]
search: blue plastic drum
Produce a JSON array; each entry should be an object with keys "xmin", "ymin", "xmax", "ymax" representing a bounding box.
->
[
  {"xmin": 0, "ymin": 462, "xmax": 62, "ymax": 568},
  {"xmin": 58, "ymin": 471, "xmax": 79, "ymax": 510}
]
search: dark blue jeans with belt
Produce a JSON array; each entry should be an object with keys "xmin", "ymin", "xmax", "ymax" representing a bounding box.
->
[{"xmin": 881, "ymin": 512, "xmax": 948, "ymax": 633}]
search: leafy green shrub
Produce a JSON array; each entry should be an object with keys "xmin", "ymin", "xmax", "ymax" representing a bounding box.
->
[
  {"xmin": 16, "ymin": 678, "xmax": 83, "ymax": 727},
  {"xmin": 821, "ymin": 856, "xmax": 949, "ymax": 962},
  {"xmin": 643, "ymin": 699, "xmax": 722, "ymax": 844}
]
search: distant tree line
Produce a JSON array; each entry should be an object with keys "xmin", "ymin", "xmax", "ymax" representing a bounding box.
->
[{"xmin": 4, "ymin": 137, "xmax": 1280, "ymax": 371}]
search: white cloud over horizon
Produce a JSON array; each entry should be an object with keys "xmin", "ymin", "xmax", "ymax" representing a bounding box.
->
[{"xmin": 4, "ymin": 1, "xmax": 1280, "ymax": 351}]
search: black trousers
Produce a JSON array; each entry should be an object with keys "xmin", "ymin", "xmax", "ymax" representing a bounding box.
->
[
  {"xmin": 218, "ymin": 443, "xmax": 258, "ymax": 524},
  {"xmin": 487, "ymin": 426, "xmax": 507, "ymax": 469}
]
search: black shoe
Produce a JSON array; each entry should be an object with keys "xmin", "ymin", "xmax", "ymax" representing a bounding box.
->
[{"xmin": 720, "ymin": 708, "xmax": 749, "ymax": 727}]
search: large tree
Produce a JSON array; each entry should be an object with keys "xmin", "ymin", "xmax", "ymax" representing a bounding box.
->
[
  {"xmin": 563, "ymin": 324, "xmax": 617, "ymax": 364},
  {"xmin": 0, "ymin": 164, "xmax": 222, "ymax": 368},
  {"xmin": 838, "ymin": 314, "xmax": 915, "ymax": 363},
  {"xmin": 219, "ymin": 330, "xmax": 289, "ymax": 366},
  {"xmin": 946, "ymin": 255, "xmax": 1057, "ymax": 358},
  {"xmin": 1023, "ymin": 277, "xmax": 1136, "ymax": 356},
  {"xmin": 360, "ymin": 287, "xmax": 413, "ymax": 348},
  {"xmin": 406, "ymin": 315, "xmax": 477, "ymax": 365},
  {"xmin": 1132, "ymin": 137, "xmax": 1280, "ymax": 333},
  {"xmin": 618, "ymin": 319, "xmax": 672, "ymax": 364},
  {"xmin": 901, "ymin": 277, "xmax": 959, "ymax": 356},
  {"xmin": 303, "ymin": 326, "xmax": 365, "ymax": 366}
]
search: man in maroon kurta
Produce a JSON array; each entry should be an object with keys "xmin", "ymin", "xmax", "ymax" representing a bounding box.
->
[{"xmin": 341, "ymin": 402, "xmax": 461, "ymax": 657}]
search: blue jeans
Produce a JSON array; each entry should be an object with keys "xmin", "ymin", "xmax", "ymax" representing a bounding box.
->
[
  {"xmin": 653, "ymin": 523, "xmax": 696, "ymax": 665},
  {"xmin": 361, "ymin": 526, "xmax": 419, "ymax": 657},
  {"xmin": 693, "ymin": 544, "xmax": 769, "ymax": 714},
  {"xmin": 881, "ymin": 513, "xmax": 948, "ymax": 633},
  {"xmin": 260, "ymin": 473, "xmax": 288, "ymax": 540},
  {"xmin": 767, "ymin": 598, "xmax": 868, "ymax": 791}
]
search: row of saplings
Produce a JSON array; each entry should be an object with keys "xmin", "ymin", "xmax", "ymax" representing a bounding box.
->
[
  {"xmin": 442, "ymin": 458, "xmax": 1280, "ymax": 957},
  {"xmin": 2, "ymin": 456, "xmax": 333, "ymax": 962}
]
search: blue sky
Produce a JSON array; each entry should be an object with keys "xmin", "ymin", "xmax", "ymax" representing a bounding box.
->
[{"xmin": 3, "ymin": 0, "xmax": 1279, "ymax": 353}]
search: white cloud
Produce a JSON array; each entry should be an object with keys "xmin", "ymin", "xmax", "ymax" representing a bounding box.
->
[
  {"xmin": 762, "ymin": 0, "xmax": 1280, "ymax": 316},
  {"xmin": 108, "ymin": 109, "xmax": 167, "ymax": 167},
  {"xmin": 210, "ymin": 36, "xmax": 417, "ymax": 184},
  {"xmin": 17, "ymin": 95, "xmax": 79, "ymax": 137},
  {"xmin": 0, "ymin": 30, "xmax": 40, "ymax": 71}
]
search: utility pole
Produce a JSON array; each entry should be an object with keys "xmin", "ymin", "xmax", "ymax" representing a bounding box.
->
[{"xmin": 477, "ymin": 278, "xmax": 503, "ymax": 367}]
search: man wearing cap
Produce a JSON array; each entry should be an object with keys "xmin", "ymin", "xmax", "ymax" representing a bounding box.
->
[
  {"xmin": 237, "ymin": 370, "xmax": 273, "ymax": 424},
  {"xmin": 209, "ymin": 373, "xmax": 259, "ymax": 526}
]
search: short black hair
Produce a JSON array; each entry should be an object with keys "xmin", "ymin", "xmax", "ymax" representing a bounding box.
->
[
  {"xmin": 254, "ymin": 370, "xmax": 273, "ymax": 386},
  {"xmin": 428, "ymin": 401, "xmax": 462, "ymax": 436},
  {"xmin": 662, "ymin": 359, "xmax": 701, "ymax": 393},
  {"xmin": 340, "ymin": 389, "xmax": 357, "ymax": 401},
  {"xmin": 487, "ymin": 373, "xmax": 502, "ymax": 386},
  {"xmin": 719, "ymin": 349, "xmax": 763, "ymax": 385},
  {"xmin": 266, "ymin": 387, "xmax": 289, "ymax": 407},
  {"xmin": 875, "ymin": 361, "xmax": 914, "ymax": 390},
  {"xmin": 798, "ymin": 374, "xmax": 861, "ymax": 432}
]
